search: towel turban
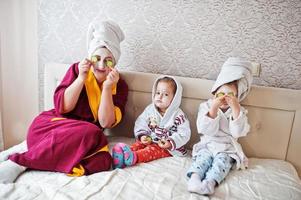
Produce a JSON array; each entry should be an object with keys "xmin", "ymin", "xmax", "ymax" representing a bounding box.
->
[
  {"xmin": 211, "ymin": 57, "xmax": 253, "ymax": 101},
  {"xmin": 87, "ymin": 20, "xmax": 125, "ymax": 63}
]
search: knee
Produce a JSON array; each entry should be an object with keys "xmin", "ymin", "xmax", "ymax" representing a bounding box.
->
[
  {"xmin": 80, "ymin": 124, "xmax": 106, "ymax": 141},
  {"xmin": 216, "ymin": 153, "xmax": 231, "ymax": 162},
  {"xmin": 86, "ymin": 124, "xmax": 103, "ymax": 136}
]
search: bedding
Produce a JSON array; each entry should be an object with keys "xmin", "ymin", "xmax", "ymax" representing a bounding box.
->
[
  {"xmin": 1, "ymin": 137, "xmax": 301, "ymax": 200},
  {"xmin": 0, "ymin": 63, "xmax": 301, "ymax": 199}
]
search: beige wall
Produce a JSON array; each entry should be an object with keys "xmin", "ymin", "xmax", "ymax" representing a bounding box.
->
[{"xmin": 0, "ymin": 0, "xmax": 39, "ymax": 149}]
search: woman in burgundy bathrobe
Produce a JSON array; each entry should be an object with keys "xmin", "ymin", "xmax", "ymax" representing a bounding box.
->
[
  {"xmin": 10, "ymin": 61, "xmax": 128, "ymax": 175},
  {"xmin": 0, "ymin": 20, "xmax": 127, "ymax": 183}
]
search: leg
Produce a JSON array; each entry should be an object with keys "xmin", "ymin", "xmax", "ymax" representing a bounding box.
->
[
  {"xmin": 10, "ymin": 119, "xmax": 108, "ymax": 174},
  {"xmin": 112, "ymin": 140, "xmax": 147, "ymax": 169},
  {"xmin": 112, "ymin": 143, "xmax": 126, "ymax": 169},
  {"xmin": 81, "ymin": 151, "xmax": 112, "ymax": 174},
  {"xmin": 130, "ymin": 141, "xmax": 147, "ymax": 151},
  {"xmin": 120, "ymin": 144, "xmax": 137, "ymax": 166},
  {"xmin": 186, "ymin": 149, "xmax": 213, "ymax": 194},
  {"xmin": 134, "ymin": 143, "xmax": 171, "ymax": 163},
  {"xmin": 112, "ymin": 142, "xmax": 140, "ymax": 169},
  {"xmin": 199, "ymin": 153, "xmax": 234, "ymax": 195},
  {"xmin": 187, "ymin": 149, "xmax": 213, "ymax": 179},
  {"xmin": 205, "ymin": 153, "xmax": 233, "ymax": 184},
  {"xmin": 113, "ymin": 143, "xmax": 171, "ymax": 168}
]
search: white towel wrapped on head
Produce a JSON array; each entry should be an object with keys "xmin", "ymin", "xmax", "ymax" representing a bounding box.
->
[
  {"xmin": 211, "ymin": 57, "xmax": 253, "ymax": 101},
  {"xmin": 87, "ymin": 20, "xmax": 125, "ymax": 63}
]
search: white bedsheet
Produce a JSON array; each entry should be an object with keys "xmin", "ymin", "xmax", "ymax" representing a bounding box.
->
[
  {"xmin": 1, "ymin": 159, "xmax": 301, "ymax": 199},
  {"xmin": 1, "ymin": 137, "xmax": 301, "ymax": 200}
]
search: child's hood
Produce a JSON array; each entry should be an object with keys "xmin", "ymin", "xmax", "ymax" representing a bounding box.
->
[{"xmin": 151, "ymin": 75, "xmax": 183, "ymax": 121}]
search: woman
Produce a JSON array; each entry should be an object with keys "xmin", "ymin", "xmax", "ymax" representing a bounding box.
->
[{"xmin": 0, "ymin": 20, "xmax": 128, "ymax": 183}]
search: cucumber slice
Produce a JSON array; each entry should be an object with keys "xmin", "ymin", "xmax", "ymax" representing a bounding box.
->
[
  {"xmin": 216, "ymin": 92, "xmax": 225, "ymax": 97},
  {"xmin": 106, "ymin": 60, "xmax": 113, "ymax": 68},
  {"xmin": 91, "ymin": 55, "xmax": 100, "ymax": 63}
]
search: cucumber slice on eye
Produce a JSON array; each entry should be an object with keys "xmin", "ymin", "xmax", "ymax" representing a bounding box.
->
[
  {"xmin": 216, "ymin": 92, "xmax": 225, "ymax": 97},
  {"xmin": 106, "ymin": 60, "xmax": 113, "ymax": 68},
  {"xmin": 91, "ymin": 55, "xmax": 100, "ymax": 63},
  {"xmin": 227, "ymin": 92, "xmax": 235, "ymax": 97}
]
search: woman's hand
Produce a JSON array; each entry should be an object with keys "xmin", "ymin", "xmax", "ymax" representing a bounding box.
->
[
  {"xmin": 78, "ymin": 58, "xmax": 92, "ymax": 82},
  {"xmin": 140, "ymin": 135, "xmax": 152, "ymax": 145},
  {"xmin": 103, "ymin": 68, "xmax": 120, "ymax": 89},
  {"xmin": 158, "ymin": 139, "xmax": 171, "ymax": 149}
]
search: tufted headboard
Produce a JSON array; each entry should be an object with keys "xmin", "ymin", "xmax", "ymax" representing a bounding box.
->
[{"xmin": 44, "ymin": 63, "xmax": 301, "ymax": 176}]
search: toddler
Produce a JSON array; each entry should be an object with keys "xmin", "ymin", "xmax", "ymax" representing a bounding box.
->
[
  {"xmin": 113, "ymin": 76, "xmax": 191, "ymax": 168},
  {"xmin": 187, "ymin": 57, "xmax": 253, "ymax": 195}
]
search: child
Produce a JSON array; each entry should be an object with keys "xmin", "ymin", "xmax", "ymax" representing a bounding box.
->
[
  {"xmin": 187, "ymin": 57, "xmax": 253, "ymax": 195},
  {"xmin": 112, "ymin": 76, "xmax": 191, "ymax": 168}
]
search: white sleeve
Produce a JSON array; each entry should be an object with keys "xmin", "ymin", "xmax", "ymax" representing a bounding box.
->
[
  {"xmin": 168, "ymin": 111, "xmax": 191, "ymax": 151},
  {"xmin": 134, "ymin": 107, "xmax": 152, "ymax": 139},
  {"xmin": 229, "ymin": 107, "xmax": 250, "ymax": 138},
  {"xmin": 196, "ymin": 102, "xmax": 220, "ymax": 136}
]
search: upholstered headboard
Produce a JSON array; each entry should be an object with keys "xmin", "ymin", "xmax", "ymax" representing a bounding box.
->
[{"xmin": 44, "ymin": 63, "xmax": 301, "ymax": 176}]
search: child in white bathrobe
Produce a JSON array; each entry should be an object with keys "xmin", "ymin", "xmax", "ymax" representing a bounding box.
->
[
  {"xmin": 187, "ymin": 57, "xmax": 253, "ymax": 195},
  {"xmin": 112, "ymin": 76, "xmax": 191, "ymax": 169}
]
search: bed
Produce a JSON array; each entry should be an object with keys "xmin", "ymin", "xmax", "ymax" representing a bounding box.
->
[{"xmin": 0, "ymin": 63, "xmax": 301, "ymax": 200}]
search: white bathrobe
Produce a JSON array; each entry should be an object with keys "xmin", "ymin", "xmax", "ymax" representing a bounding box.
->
[
  {"xmin": 193, "ymin": 99, "xmax": 250, "ymax": 169},
  {"xmin": 193, "ymin": 57, "xmax": 253, "ymax": 169},
  {"xmin": 134, "ymin": 76, "xmax": 191, "ymax": 156}
]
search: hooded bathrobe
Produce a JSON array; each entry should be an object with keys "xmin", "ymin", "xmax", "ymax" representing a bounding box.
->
[
  {"xmin": 133, "ymin": 76, "xmax": 191, "ymax": 159},
  {"xmin": 192, "ymin": 57, "xmax": 253, "ymax": 170}
]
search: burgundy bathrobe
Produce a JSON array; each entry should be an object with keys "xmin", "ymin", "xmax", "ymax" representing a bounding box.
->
[{"xmin": 9, "ymin": 63, "xmax": 128, "ymax": 175}]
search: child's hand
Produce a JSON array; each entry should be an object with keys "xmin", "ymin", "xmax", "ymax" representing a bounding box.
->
[
  {"xmin": 212, "ymin": 95, "xmax": 225, "ymax": 108},
  {"xmin": 158, "ymin": 139, "xmax": 171, "ymax": 149},
  {"xmin": 140, "ymin": 135, "xmax": 152, "ymax": 145},
  {"xmin": 224, "ymin": 95, "xmax": 239, "ymax": 109},
  {"xmin": 78, "ymin": 58, "xmax": 92, "ymax": 82},
  {"xmin": 225, "ymin": 95, "xmax": 240, "ymax": 119},
  {"xmin": 208, "ymin": 96, "xmax": 224, "ymax": 118},
  {"xmin": 103, "ymin": 68, "xmax": 120, "ymax": 89}
]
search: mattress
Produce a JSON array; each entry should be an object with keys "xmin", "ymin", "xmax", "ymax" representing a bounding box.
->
[{"xmin": 1, "ymin": 137, "xmax": 301, "ymax": 200}]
